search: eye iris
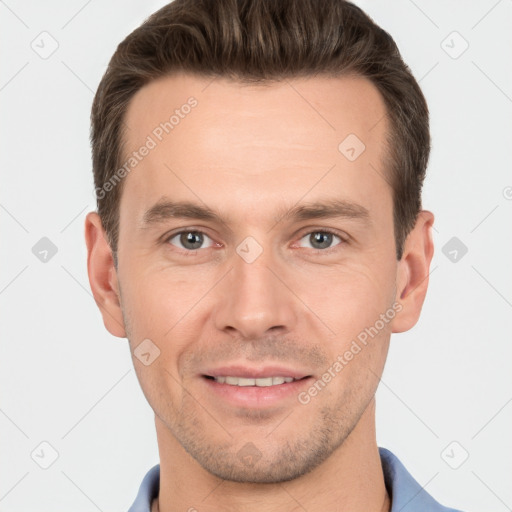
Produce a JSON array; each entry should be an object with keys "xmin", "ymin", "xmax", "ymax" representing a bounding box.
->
[
  {"xmin": 181, "ymin": 231, "xmax": 203, "ymax": 250},
  {"xmin": 176, "ymin": 232, "xmax": 336, "ymax": 250},
  {"xmin": 310, "ymin": 232, "xmax": 332, "ymax": 249}
]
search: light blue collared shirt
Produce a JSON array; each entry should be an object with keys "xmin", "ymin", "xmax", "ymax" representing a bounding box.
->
[{"xmin": 128, "ymin": 447, "xmax": 464, "ymax": 511}]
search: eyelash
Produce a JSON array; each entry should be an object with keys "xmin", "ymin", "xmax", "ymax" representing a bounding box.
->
[{"xmin": 163, "ymin": 228, "xmax": 348, "ymax": 256}]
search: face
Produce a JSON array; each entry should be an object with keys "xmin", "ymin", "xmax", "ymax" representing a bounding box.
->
[{"xmin": 87, "ymin": 72, "xmax": 431, "ymax": 483}]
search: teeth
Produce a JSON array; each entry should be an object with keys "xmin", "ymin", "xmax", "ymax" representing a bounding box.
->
[
  {"xmin": 213, "ymin": 376, "xmax": 297, "ymax": 386},
  {"xmin": 255, "ymin": 377, "xmax": 273, "ymax": 387}
]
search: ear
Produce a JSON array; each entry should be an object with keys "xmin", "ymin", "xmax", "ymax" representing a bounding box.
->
[
  {"xmin": 392, "ymin": 210, "xmax": 435, "ymax": 333},
  {"xmin": 84, "ymin": 212, "xmax": 126, "ymax": 338}
]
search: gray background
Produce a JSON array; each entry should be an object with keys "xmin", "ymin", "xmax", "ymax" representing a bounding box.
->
[{"xmin": 1, "ymin": 0, "xmax": 511, "ymax": 510}]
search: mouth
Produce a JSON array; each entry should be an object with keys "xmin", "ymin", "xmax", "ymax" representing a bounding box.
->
[
  {"xmin": 200, "ymin": 366, "xmax": 313, "ymax": 408},
  {"xmin": 203, "ymin": 375, "xmax": 309, "ymax": 387}
]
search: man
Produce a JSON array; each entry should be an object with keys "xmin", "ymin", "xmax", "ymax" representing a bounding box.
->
[{"xmin": 85, "ymin": 0, "xmax": 464, "ymax": 511}]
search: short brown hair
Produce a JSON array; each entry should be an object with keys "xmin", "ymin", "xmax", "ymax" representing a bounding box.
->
[{"xmin": 91, "ymin": 0, "xmax": 430, "ymax": 261}]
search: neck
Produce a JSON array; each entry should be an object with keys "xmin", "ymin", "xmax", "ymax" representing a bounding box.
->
[{"xmin": 153, "ymin": 398, "xmax": 389, "ymax": 512}]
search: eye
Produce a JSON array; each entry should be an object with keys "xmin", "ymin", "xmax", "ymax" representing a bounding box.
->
[
  {"xmin": 298, "ymin": 230, "xmax": 344, "ymax": 251},
  {"xmin": 167, "ymin": 230, "xmax": 215, "ymax": 251}
]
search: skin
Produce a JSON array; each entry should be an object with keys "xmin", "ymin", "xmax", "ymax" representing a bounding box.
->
[{"xmin": 85, "ymin": 72, "xmax": 434, "ymax": 512}]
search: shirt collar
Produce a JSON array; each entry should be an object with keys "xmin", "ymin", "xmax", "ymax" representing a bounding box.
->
[{"xmin": 378, "ymin": 447, "xmax": 462, "ymax": 512}]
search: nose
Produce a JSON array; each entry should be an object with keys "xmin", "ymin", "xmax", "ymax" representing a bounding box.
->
[{"xmin": 212, "ymin": 241, "xmax": 299, "ymax": 340}]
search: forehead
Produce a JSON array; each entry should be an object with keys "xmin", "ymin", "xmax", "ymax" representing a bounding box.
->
[{"xmin": 120, "ymin": 72, "xmax": 391, "ymax": 229}]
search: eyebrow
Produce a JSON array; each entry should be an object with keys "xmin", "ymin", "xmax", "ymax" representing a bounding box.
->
[{"xmin": 141, "ymin": 197, "xmax": 371, "ymax": 229}]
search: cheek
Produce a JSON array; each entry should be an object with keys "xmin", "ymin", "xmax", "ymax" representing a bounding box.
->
[
  {"xmin": 124, "ymin": 271, "xmax": 196, "ymax": 413},
  {"xmin": 296, "ymin": 256, "xmax": 397, "ymax": 338},
  {"xmin": 304, "ymin": 263, "xmax": 393, "ymax": 406},
  {"xmin": 122, "ymin": 263, "xmax": 207, "ymax": 331},
  {"xmin": 118, "ymin": 266, "xmax": 194, "ymax": 380}
]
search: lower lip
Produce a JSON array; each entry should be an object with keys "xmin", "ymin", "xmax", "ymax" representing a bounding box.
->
[{"xmin": 202, "ymin": 376, "xmax": 313, "ymax": 408}]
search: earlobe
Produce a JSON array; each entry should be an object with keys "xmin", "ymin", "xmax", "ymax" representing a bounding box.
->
[
  {"xmin": 84, "ymin": 212, "xmax": 127, "ymax": 338},
  {"xmin": 392, "ymin": 210, "xmax": 435, "ymax": 334}
]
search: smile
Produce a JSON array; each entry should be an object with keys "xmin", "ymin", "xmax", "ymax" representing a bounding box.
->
[{"xmin": 210, "ymin": 376, "xmax": 300, "ymax": 386}]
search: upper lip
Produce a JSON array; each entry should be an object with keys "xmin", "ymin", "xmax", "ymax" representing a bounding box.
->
[{"xmin": 202, "ymin": 365, "xmax": 311, "ymax": 380}]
